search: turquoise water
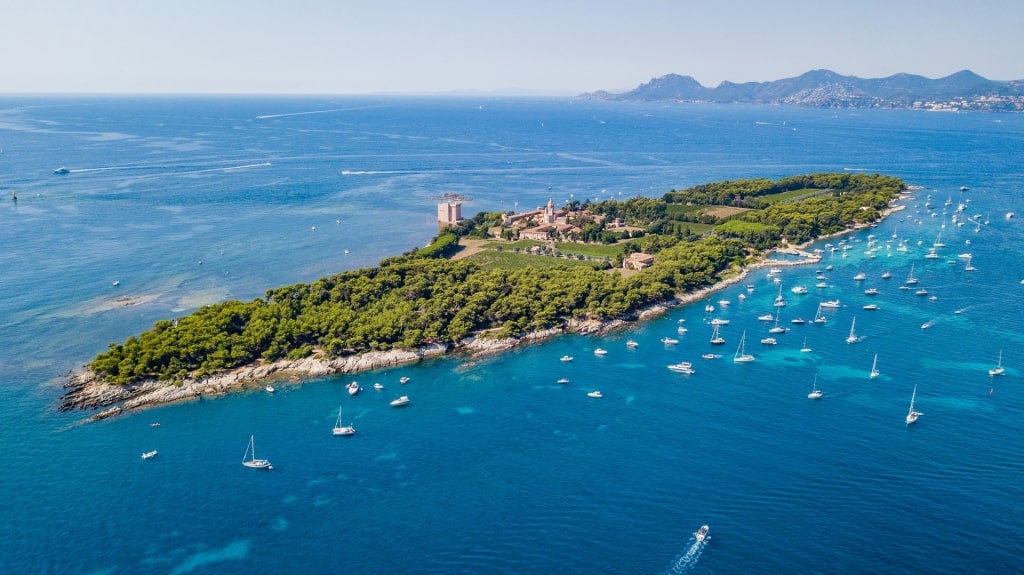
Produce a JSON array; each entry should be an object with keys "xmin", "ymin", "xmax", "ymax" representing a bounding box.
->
[{"xmin": 2, "ymin": 97, "xmax": 1023, "ymax": 573}]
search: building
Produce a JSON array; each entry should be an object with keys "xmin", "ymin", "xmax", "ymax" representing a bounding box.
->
[
  {"xmin": 623, "ymin": 252, "xmax": 655, "ymax": 270},
  {"xmin": 437, "ymin": 201, "xmax": 463, "ymax": 227}
]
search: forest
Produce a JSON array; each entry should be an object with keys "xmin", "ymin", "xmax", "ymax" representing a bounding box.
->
[{"xmin": 88, "ymin": 173, "xmax": 903, "ymax": 385}]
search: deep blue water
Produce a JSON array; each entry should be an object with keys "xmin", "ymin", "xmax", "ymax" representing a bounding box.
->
[{"xmin": 2, "ymin": 96, "xmax": 1024, "ymax": 573}]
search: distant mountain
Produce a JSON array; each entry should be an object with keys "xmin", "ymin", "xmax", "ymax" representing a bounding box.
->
[{"xmin": 578, "ymin": 70, "xmax": 1024, "ymax": 111}]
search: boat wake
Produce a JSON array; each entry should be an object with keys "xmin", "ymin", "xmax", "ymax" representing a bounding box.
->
[
  {"xmin": 921, "ymin": 319, "xmax": 937, "ymax": 330},
  {"xmin": 664, "ymin": 538, "xmax": 706, "ymax": 574}
]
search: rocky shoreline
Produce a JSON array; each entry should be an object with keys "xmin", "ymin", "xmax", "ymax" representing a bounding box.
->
[{"xmin": 60, "ymin": 242, "xmax": 832, "ymax": 422}]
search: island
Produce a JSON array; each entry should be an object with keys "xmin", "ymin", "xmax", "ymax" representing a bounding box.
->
[{"xmin": 61, "ymin": 173, "xmax": 905, "ymax": 420}]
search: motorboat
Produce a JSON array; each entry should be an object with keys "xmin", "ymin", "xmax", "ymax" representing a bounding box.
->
[
  {"xmin": 557, "ymin": 378, "xmax": 570, "ymax": 384},
  {"xmin": 594, "ymin": 348, "xmax": 608, "ymax": 356},
  {"xmin": 587, "ymin": 390, "xmax": 602, "ymax": 398},
  {"xmin": 390, "ymin": 395, "xmax": 411, "ymax": 407},
  {"xmin": 667, "ymin": 362, "xmax": 695, "ymax": 374},
  {"xmin": 560, "ymin": 355, "xmax": 574, "ymax": 362},
  {"xmin": 141, "ymin": 450, "xmax": 158, "ymax": 460},
  {"xmin": 660, "ymin": 337, "xmax": 679, "ymax": 345},
  {"xmin": 626, "ymin": 340, "xmax": 639, "ymax": 348},
  {"xmin": 760, "ymin": 337, "xmax": 777, "ymax": 345},
  {"xmin": 347, "ymin": 381, "xmax": 361, "ymax": 396},
  {"xmin": 695, "ymin": 525, "xmax": 710, "ymax": 543},
  {"xmin": 53, "ymin": 166, "xmax": 70, "ymax": 174}
]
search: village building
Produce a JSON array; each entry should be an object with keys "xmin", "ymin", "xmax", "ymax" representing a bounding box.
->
[
  {"xmin": 437, "ymin": 201, "xmax": 463, "ymax": 227},
  {"xmin": 623, "ymin": 252, "xmax": 655, "ymax": 270}
]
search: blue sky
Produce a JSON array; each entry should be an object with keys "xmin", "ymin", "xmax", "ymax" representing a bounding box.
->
[{"xmin": 3, "ymin": 0, "xmax": 1022, "ymax": 94}]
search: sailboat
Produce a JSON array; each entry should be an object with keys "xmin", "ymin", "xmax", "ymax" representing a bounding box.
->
[
  {"xmin": 905, "ymin": 263, "xmax": 919, "ymax": 286},
  {"xmin": 709, "ymin": 323, "xmax": 725, "ymax": 345},
  {"xmin": 869, "ymin": 353, "xmax": 880, "ymax": 379},
  {"xmin": 733, "ymin": 330, "xmax": 755, "ymax": 363},
  {"xmin": 813, "ymin": 303, "xmax": 827, "ymax": 324},
  {"xmin": 332, "ymin": 407, "xmax": 356, "ymax": 436},
  {"xmin": 989, "ymin": 350, "xmax": 1005, "ymax": 376},
  {"xmin": 808, "ymin": 375, "xmax": 823, "ymax": 399},
  {"xmin": 800, "ymin": 338, "xmax": 812, "ymax": 353},
  {"xmin": 846, "ymin": 317, "xmax": 859, "ymax": 344},
  {"xmin": 905, "ymin": 385, "xmax": 922, "ymax": 425},
  {"xmin": 769, "ymin": 309, "xmax": 787, "ymax": 334},
  {"xmin": 242, "ymin": 435, "xmax": 272, "ymax": 469}
]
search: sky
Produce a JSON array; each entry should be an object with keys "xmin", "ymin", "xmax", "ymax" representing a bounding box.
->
[{"xmin": 3, "ymin": 0, "xmax": 1022, "ymax": 95}]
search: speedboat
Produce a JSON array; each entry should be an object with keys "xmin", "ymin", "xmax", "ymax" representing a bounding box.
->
[
  {"xmin": 373, "ymin": 383, "xmax": 384, "ymax": 390},
  {"xmin": 265, "ymin": 385, "xmax": 275, "ymax": 393},
  {"xmin": 141, "ymin": 450, "xmax": 158, "ymax": 460},
  {"xmin": 702, "ymin": 353, "xmax": 721, "ymax": 360},
  {"xmin": 346, "ymin": 381, "xmax": 361, "ymax": 396},
  {"xmin": 821, "ymin": 300, "xmax": 840, "ymax": 308},
  {"xmin": 587, "ymin": 390, "xmax": 602, "ymax": 398},
  {"xmin": 594, "ymin": 348, "xmax": 608, "ymax": 356},
  {"xmin": 695, "ymin": 525, "xmax": 710, "ymax": 543},
  {"xmin": 709, "ymin": 318, "xmax": 729, "ymax": 325},
  {"xmin": 758, "ymin": 313, "xmax": 775, "ymax": 321},
  {"xmin": 760, "ymin": 337, "xmax": 777, "ymax": 345},
  {"xmin": 560, "ymin": 355, "xmax": 574, "ymax": 362},
  {"xmin": 53, "ymin": 166, "xmax": 70, "ymax": 174},
  {"xmin": 390, "ymin": 395, "xmax": 411, "ymax": 407},
  {"xmin": 660, "ymin": 337, "xmax": 679, "ymax": 345},
  {"xmin": 626, "ymin": 340, "xmax": 638, "ymax": 348},
  {"xmin": 557, "ymin": 378, "xmax": 570, "ymax": 384},
  {"xmin": 399, "ymin": 376, "xmax": 410, "ymax": 384},
  {"xmin": 864, "ymin": 288, "xmax": 878, "ymax": 295},
  {"xmin": 863, "ymin": 304, "xmax": 879, "ymax": 310}
]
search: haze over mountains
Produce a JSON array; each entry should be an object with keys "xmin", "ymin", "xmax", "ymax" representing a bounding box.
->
[{"xmin": 579, "ymin": 70, "xmax": 1024, "ymax": 111}]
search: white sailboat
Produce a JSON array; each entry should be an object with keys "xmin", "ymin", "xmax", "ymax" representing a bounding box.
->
[
  {"xmin": 869, "ymin": 353, "xmax": 879, "ymax": 379},
  {"xmin": 905, "ymin": 263, "xmax": 919, "ymax": 285},
  {"xmin": 709, "ymin": 323, "xmax": 725, "ymax": 345},
  {"xmin": 800, "ymin": 337, "xmax": 812, "ymax": 353},
  {"xmin": 813, "ymin": 303, "xmax": 827, "ymax": 324},
  {"xmin": 905, "ymin": 385, "xmax": 922, "ymax": 425},
  {"xmin": 242, "ymin": 435, "xmax": 272, "ymax": 469},
  {"xmin": 989, "ymin": 350, "xmax": 1005, "ymax": 376},
  {"xmin": 808, "ymin": 375, "xmax": 823, "ymax": 399},
  {"xmin": 733, "ymin": 330, "xmax": 755, "ymax": 363},
  {"xmin": 846, "ymin": 317, "xmax": 859, "ymax": 344},
  {"xmin": 332, "ymin": 407, "xmax": 356, "ymax": 436}
]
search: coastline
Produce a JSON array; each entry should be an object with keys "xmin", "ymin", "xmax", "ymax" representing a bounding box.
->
[{"xmin": 60, "ymin": 208, "xmax": 894, "ymax": 422}]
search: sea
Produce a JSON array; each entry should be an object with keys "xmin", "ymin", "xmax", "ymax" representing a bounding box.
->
[{"xmin": 2, "ymin": 96, "xmax": 1023, "ymax": 574}]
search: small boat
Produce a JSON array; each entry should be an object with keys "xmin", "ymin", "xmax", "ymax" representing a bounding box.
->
[
  {"xmin": 557, "ymin": 378, "xmax": 570, "ymax": 384},
  {"xmin": 332, "ymin": 407, "xmax": 355, "ymax": 436},
  {"xmin": 149, "ymin": 423, "xmax": 160, "ymax": 428},
  {"xmin": 790, "ymin": 318, "xmax": 806, "ymax": 325},
  {"xmin": 390, "ymin": 395, "xmax": 411, "ymax": 407},
  {"xmin": 660, "ymin": 337, "xmax": 678, "ymax": 345},
  {"xmin": 758, "ymin": 312, "xmax": 775, "ymax": 321},
  {"xmin": 815, "ymin": 282, "xmax": 829, "ymax": 288},
  {"xmin": 915, "ymin": 289, "xmax": 928, "ymax": 296},
  {"xmin": 560, "ymin": 355, "xmax": 574, "ymax": 362},
  {"xmin": 594, "ymin": 348, "xmax": 608, "ymax": 356},
  {"xmin": 1007, "ymin": 212, "xmax": 1015, "ymax": 219},
  {"xmin": 53, "ymin": 166, "xmax": 70, "ymax": 174},
  {"xmin": 705, "ymin": 304, "xmax": 715, "ymax": 313},
  {"xmin": 821, "ymin": 300, "xmax": 840, "ymax": 309},
  {"xmin": 800, "ymin": 338, "xmax": 812, "ymax": 353},
  {"xmin": 846, "ymin": 317, "xmax": 859, "ymax": 344},
  {"xmin": 242, "ymin": 435, "xmax": 272, "ymax": 469},
  {"xmin": 733, "ymin": 331, "xmax": 755, "ymax": 363},
  {"xmin": 141, "ymin": 450, "xmax": 158, "ymax": 460},
  {"xmin": 695, "ymin": 524, "xmax": 710, "ymax": 543},
  {"xmin": 373, "ymin": 383, "xmax": 384, "ymax": 390},
  {"xmin": 760, "ymin": 337, "xmax": 777, "ymax": 345},
  {"xmin": 906, "ymin": 385, "xmax": 922, "ymax": 425},
  {"xmin": 112, "ymin": 280, "xmax": 120, "ymax": 287},
  {"xmin": 870, "ymin": 353, "xmax": 880, "ymax": 379},
  {"xmin": 626, "ymin": 339, "xmax": 639, "ymax": 348},
  {"xmin": 702, "ymin": 353, "xmax": 722, "ymax": 360},
  {"xmin": 265, "ymin": 385, "xmax": 275, "ymax": 394},
  {"xmin": 667, "ymin": 362, "xmax": 695, "ymax": 374},
  {"xmin": 853, "ymin": 272, "xmax": 867, "ymax": 281},
  {"xmin": 346, "ymin": 381, "xmax": 361, "ymax": 396},
  {"xmin": 881, "ymin": 270, "xmax": 892, "ymax": 279},
  {"xmin": 864, "ymin": 288, "xmax": 879, "ymax": 296},
  {"xmin": 790, "ymin": 285, "xmax": 808, "ymax": 294},
  {"xmin": 863, "ymin": 304, "xmax": 879, "ymax": 310},
  {"xmin": 989, "ymin": 350, "xmax": 1005, "ymax": 376},
  {"xmin": 677, "ymin": 326, "xmax": 688, "ymax": 334},
  {"xmin": 399, "ymin": 376, "xmax": 410, "ymax": 384},
  {"xmin": 709, "ymin": 318, "xmax": 729, "ymax": 325},
  {"xmin": 808, "ymin": 376, "xmax": 823, "ymax": 399},
  {"xmin": 587, "ymin": 390, "xmax": 603, "ymax": 398}
]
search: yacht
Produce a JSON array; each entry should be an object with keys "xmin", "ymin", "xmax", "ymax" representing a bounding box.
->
[
  {"xmin": 821, "ymin": 300, "xmax": 840, "ymax": 309},
  {"xmin": 667, "ymin": 362, "xmax": 695, "ymax": 374},
  {"xmin": 853, "ymin": 271, "xmax": 867, "ymax": 281},
  {"xmin": 594, "ymin": 348, "xmax": 608, "ymax": 356},
  {"xmin": 808, "ymin": 376, "xmax": 823, "ymax": 399},
  {"xmin": 346, "ymin": 381, "xmax": 362, "ymax": 396},
  {"xmin": 906, "ymin": 386, "xmax": 922, "ymax": 425},
  {"xmin": 989, "ymin": 351, "xmax": 1005, "ymax": 376},
  {"xmin": 790, "ymin": 285, "xmax": 808, "ymax": 295},
  {"xmin": 557, "ymin": 378, "xmax": 570, "ymax": 384},
  {"xmin": 864, "ymin": 288, "xmax": 879, "ymax": 296},
  {"xmin": 760, "ymin": 337, "xmax": 777, "ymax": 345},
  {"xmin": 660, "ymin": 337, "xmax": 679, "ymax": 345},
  {"xmin": 758, "ymin": 312, "xmax": 775, "ymax": 321},
  {"xmin": 587, "ymin": 390, "xmax": 603, "ymax": 398},
  {"xmin": 390, "ymin": 395, "xmax": 411, "ymax": 407},
  {"xmin": 626, "ymin": 339, "xmax": 639, "ymax": 348},
  {"xmin": 863, "ymin": 303, "xmax": 879, "ymax": 310},
  {"xmin": 560, "ymin": 355, "xmax": 574, "ymax": 362},
  {"xmin": 733, "ymin": 331, "xmax": 755, "ymax": 363},
  {"xmin": 709, "ymin": 318, "xmax": 730, "ymax": 325},
  {"xmin": 332, "ymin": 407, "xmax": 356, "ymax": 436}
]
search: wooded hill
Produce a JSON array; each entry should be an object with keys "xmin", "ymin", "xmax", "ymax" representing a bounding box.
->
[{"xmin": 88, "ymin": 173, "xmax": 903, "ymax": 385}]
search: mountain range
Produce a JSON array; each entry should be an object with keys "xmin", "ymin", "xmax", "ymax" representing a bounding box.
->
[{"xmin": 579, "ymin": 70, "xmax": 1024, "ymax": 111}]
